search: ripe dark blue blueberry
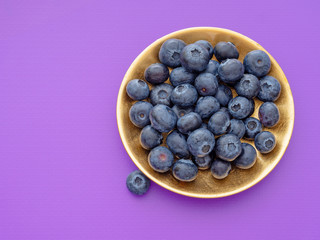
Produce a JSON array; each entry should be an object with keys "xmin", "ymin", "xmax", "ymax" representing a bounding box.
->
[
  {"xmin": 159, "ymin": 39, "xmax": 186, "ymax": 68},
  {"xmin": 126, "ymin": 170, "xmax": 150, "ymax": 195},
  {"xmin": 149, "ymin": 104, "xmax": 177, "ymax": 132},
  {"xmin": 171, "ymin": 83, "xmax": 198, "ymax": 108},
  {"xmin": 203, "ymin": 60, "xmax": 219, "ymax": 75},
  {"xmin": 172, "ymin": 105, "xmax": 194, "ymax": 118},
  {"xmin": 244, "ymin": 50, "xmax": 271, "ymax": 78},
  {"xmin": 228, "ymin": 96, "xmax": 254, "ymax": 120},
  {"xmin": 148, "ymin": 146, "xmax": 174, "ymax": 172},
  {"xmin": 195, "ymin": 96, "xmax": 220, "ymax": 119},
  {"xmin": 180, "ymin": 44, "xmax": 210, "ymax": 72},
  {"xmin": 244, "ymin": 117, "xmax": 262, "ymax": 140},
  {"xmin": 234, "ymin": 143, "xmax": 257, "ymax": 169},
  {"xmin": 177, "ymin": 112, "xmax": 202, "ymax": 135},
  {"xmin": 172, "ymin": 159, "xmax": 198, "ymax": 182},
  {"xmin": 129, "ymin": 101, "xmax": 153, "ymax": 128},
  {"xmin": 211, "ymin": 159, "xmax": 231, "ymax": 179},
  {"xmin": 258, "ymin": 102, "xmax": 280, "ymax": 128},
  {"xmin": 228, "ymin": 119, "xmax": 245, "ymax": 139},
  {"xmin": 215, "ymin": 134, "xmax": 242, "ymax": 161},
  {"xmin": 150, "ymin": 83, "xmax": 173, "ymax": 106},
  {"xmin": 194, "ymin": 73, "xmax": 219, "ymax": 96},
  {"xmin": 140, "ymin": 125, "xmax": 163, "ymax": 150},
  {"xmin": 219, "ymin": 107, "xmax": 231, "ymax": 117},
  {"xmin": 195, "ymin": 40, "xmax": 214, "ymax": 59},
  {"xmin": 166, "ymin": 130, "xmax": 189, "ymax": 158},
  {"xmin": 213, "ymin": 41, "xmax": 239, "ymax": 62},
  {"xmin": 144, "ymin": 63, "xmax": 169, "ymax": 85},
  {"xmin": 169, "ymin": 67, "xmax": 196, "ymax": 87},
  {"xmin": 234, "ymin": 74, "xmax": 260, "ymax": 99},
  {"xmin": 208, "ymin": 111, "xmax": 231, "ymax": 135},
  {"xmin": 214, "ymin": 85, "xmax": 233, "ymax": 107},
  {"xmin": 126, "ymin": 79, "xmax": 150, "ymax": 100},
  {"xmin": 258, "ymin": 76, "xmax": 281, "ymax": 102},
  {"xmin": 218, "ymin": 59, "xmax": 244, "ymax": 84},
  {"xmin": 254, "ymin": 131, "xmax": 276, "ymax": 154},
  {"xmin": 187, "ymin": 128, "xmax": 215, "ymax": 157},
  {"xmin": 195, "ymin": 155, "xmax": 213, "ymax": 170}
]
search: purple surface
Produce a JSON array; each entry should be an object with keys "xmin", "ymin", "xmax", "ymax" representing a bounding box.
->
[{"xmin": 0, "ymin": 0, "xmax": 319, "ymax": 239}]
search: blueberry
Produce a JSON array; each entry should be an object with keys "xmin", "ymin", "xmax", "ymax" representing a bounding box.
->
[
  {"xmin": 234, "ymin": 74, "xmax": 260, "ymax": 99},
  {"xmin": 194, "ymin": 73, "xmax": 219, "ymax": 96},
  {"xmin": 149, "ymin": 104, "xmax": 177, "ymax": 132},
  {"xmin": 254, "ymin": 131, "xmax": 276, "ymax": 154},
  {"xmin": 195, "ymin": 96, "xmax": 220, "ymax": 119},
  {"xmin": 148, "ymin": 146, "xmax": 174, "ymax": 172},
  {"xmin": 248, "ymin": 98, "xmax": 255, "ymax": 116},
  {"xmin": 150, "ymin": 83, "xmax": 173, "ymax": 106},
  {"xmin": 258, "ymin": 102, "xmax": 280, "ymax": 128},
  {"xmin": 126, "ymin": 79, "xmax": 150, "ymax": 100},
  {"xmin": 195, "ymin": 155, "xmax": 213, "ymax": 170},
  {"xmin": 172, "ymin": 105, "xmax": 194, "ymax": 118},
  {"xmin": 200, "ymin": 122, "xmax": 208, "ymax": 129},
  {"xmin": 214, "ymin": 85, "xmax": 233, "ymax": 107},
  {"xmin": 126, "ymin": 170, "xmax": 150, "ymax": 195},
  {"xmin": 213, "ymin": 41, "xmax": 239, "ymax": 62},
  {"xmin": 144, "ymin": 63, "xmax": 169, "ymax": 85},
  {"xmin": 159, "ymin": 39, "xmax": 186, "ymax": 68},
  {"xmin": 215, "ymin": 134, "xmax": 242, "ymax": 161},
  {"xmin": 228, "ymin": 119, "xmax": 245, "ymax": 139},
  {"xmin": 208, "ymin": 111, "xmax": 231, "ymax": 135},
  {"xmin": 180, "ymin": 44, "xmax": 210, "ymax": 72},
  {"xmin": 234, "ymin": 143, "xmax": 257, "ymax": 169},
  {"xmin": 140, "ymin": 125, "xmax": 163, "ymax": 150},
  {"xmin": 244, "ymin": 117, "xmax": 262, "ymax": 140},
  {"xmin": 187, "ymin": 128, "xmax": 215, "ymax": 157},
  {"xmin": 202, "ymin": 60, "xmax": 220, "ymax": 75},
  {"xmin": 169, "ymin": 67, "xmax": 196, "ymax": 87},
  {"xmin": 129, "ymin": 101, "xmax": 153, "ymax": 128},
  {"xmin": 166, "ymin": 130, "xmax": 189, "ymax": 158},
  {"xmin": 219, "ymin": 107, "xmax": 231, "ymax": 117},
  {"xmin": 244, "ymin": 50, "xmax": 271, "ymax": 78},
  {"xmin": 172, "ymin": 159, "xmax": 198, "ymax": 182},
  {"xmin": 218, "ymin": 59, "xmax": 244, "ymax": 84},
  {"xmin": 177, "ymin": 112, "xmax": 202, "ymax": 134},
  {"xmin": 171, "ymin": 83, "xmax": 198, "ymax": 108},
  {"xmin": 228, "ymin": 96, "xmax": 254, "ymax": 120},
  {"xmin": 211, "ymin": 159, "xmax": 231, "ymax": 179},
  {"xmin": 258, "ymin": 76, "xmax": 281, "ymax": 102},
  {"xmin": 195, "ymin": 40, "xmax": 214, "ymax": 59}
]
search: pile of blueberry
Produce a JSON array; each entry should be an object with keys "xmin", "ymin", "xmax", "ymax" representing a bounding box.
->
[{"xmin": 126, "ymin": 39, "xmax": 281, "ymax": 195}]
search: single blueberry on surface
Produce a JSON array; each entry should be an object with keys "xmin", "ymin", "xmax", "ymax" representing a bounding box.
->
[
  {"xmin": 126, "ymin": 170, "xmax": 150, "ymax": 195},
  {"xmin": 234, "ymin": 143, "xmax": 257, "ymax": 169},
  {"xmin": 129, "ymin": 101, "xmax": 153, "ymax": 128},
  {"xmin": 228, "ymin": 119, "xmax": 246, "ymax": 139},
  {"xmin": 254, "ymin": 131, "xmax": 276, "ymax": 154},
  {"xmin": 214, "ymin": 85, "xmax": 233, "ymax": 107},
  {"xmin": 140, "ymin": 125, "xmax": 163, "ymax": 150},
  {"xmin": 195, "ymin": 155, "xmax": 213, "ymax": 170},
  {"xmin": 258, "ymin": 102, "xmax": 280, "ymax": 128},
  {"xmin": 215, "ymin": 134, "xmax": 242, "ymax": 161},
  {"xmin": 195, "ymin": 40, "xmax": 214, "ymax": 59},
  {"xmin": 244, "ymin": 50, "xmax": 271, "ymax": 78},
  {"xmin": 194, "ymin": 73, "xmax": 219, "ymax": 96},
  {"xmin": 235, "ymin": 74, "xmax": 260, "ymax": 99},
  {"xmin": 228, "ymin": 96, "xmax": 254, "ymax": 120},
  {"xmin": 172, "ymin": 159, "xmax": 198, "ymax": 182},
  {"xmin": 172, "ymin": 105, "xmax": 194, "ymax": 118},
  {"xmin": 166, "ymin": 130, "xmax": 189, "ymax": 158},
  {"xmin": 126, "ymin": 79, "xmax": 150, "ymax": 100},
  {"xmin": 144, "ymin": 63, "xmax": 169, "ymax": 85},
  {"xmin": 177, "ymin": 112, "xmax": 202, "ymax": 135},
  {"xmin": 159, "ymin": 39, "xmax": 186, "ymax": 68},
  {"xmin": 202, "ymin": 60, "xmax": 219, "ymax": 76},
  {"xmin": 171, "ymin": 83, "xmax": 198, "ymax": 108},
  {"xmin": 150, "ymin": 83, "xmax": 173, "ymax": 106},
  {"xmin": 218, "ymin": 59, "xmax": 244, "ymax": 84},
  {"xmin": 258, "ymin": 76, "xmax": 281, "ymax": 102},
  {"xmin": 213, "ymin": 41, "xmax": 239, "ymax": 62},
  {"xmin": 180, "ymin": 44, "xmax": 210, "ymax": 72},
  {"xmin": 169, "ymin": 67, "xmax": 196, "ymax": 87},
  {"xmin": 211, "ymin": 159, "xmax": 232, "ymax": 179},
  {"xmin": 244, "ymin": 117, "xmax": 262, "ymax": 140},
  {"xmin": 208, "ymin": 111, "xmax": 231, "ymax": 135},
  {"xmin": 149, "ymin": 104, "xmax": 177, "ymax": 132},
  {"xmin": 195, "ymin": 96, "xmax": 220, "ymax": 119},
  {"xmin": 148, "ymin": 146, "xmax": 174, "ymax": 172},
  {"xmin": 187, "ymin": 128, "xmax": 215, "ymax": 157}
]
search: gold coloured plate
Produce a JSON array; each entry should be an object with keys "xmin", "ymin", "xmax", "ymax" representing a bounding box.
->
[{"xmin": 117, "ymin": 27, "xmax": 294, "ymax": 198}]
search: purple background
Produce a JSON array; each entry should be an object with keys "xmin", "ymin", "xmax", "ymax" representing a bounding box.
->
[{"xmin": 0, "ymin": 0, "xmax": 319, "ymax": 239}]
